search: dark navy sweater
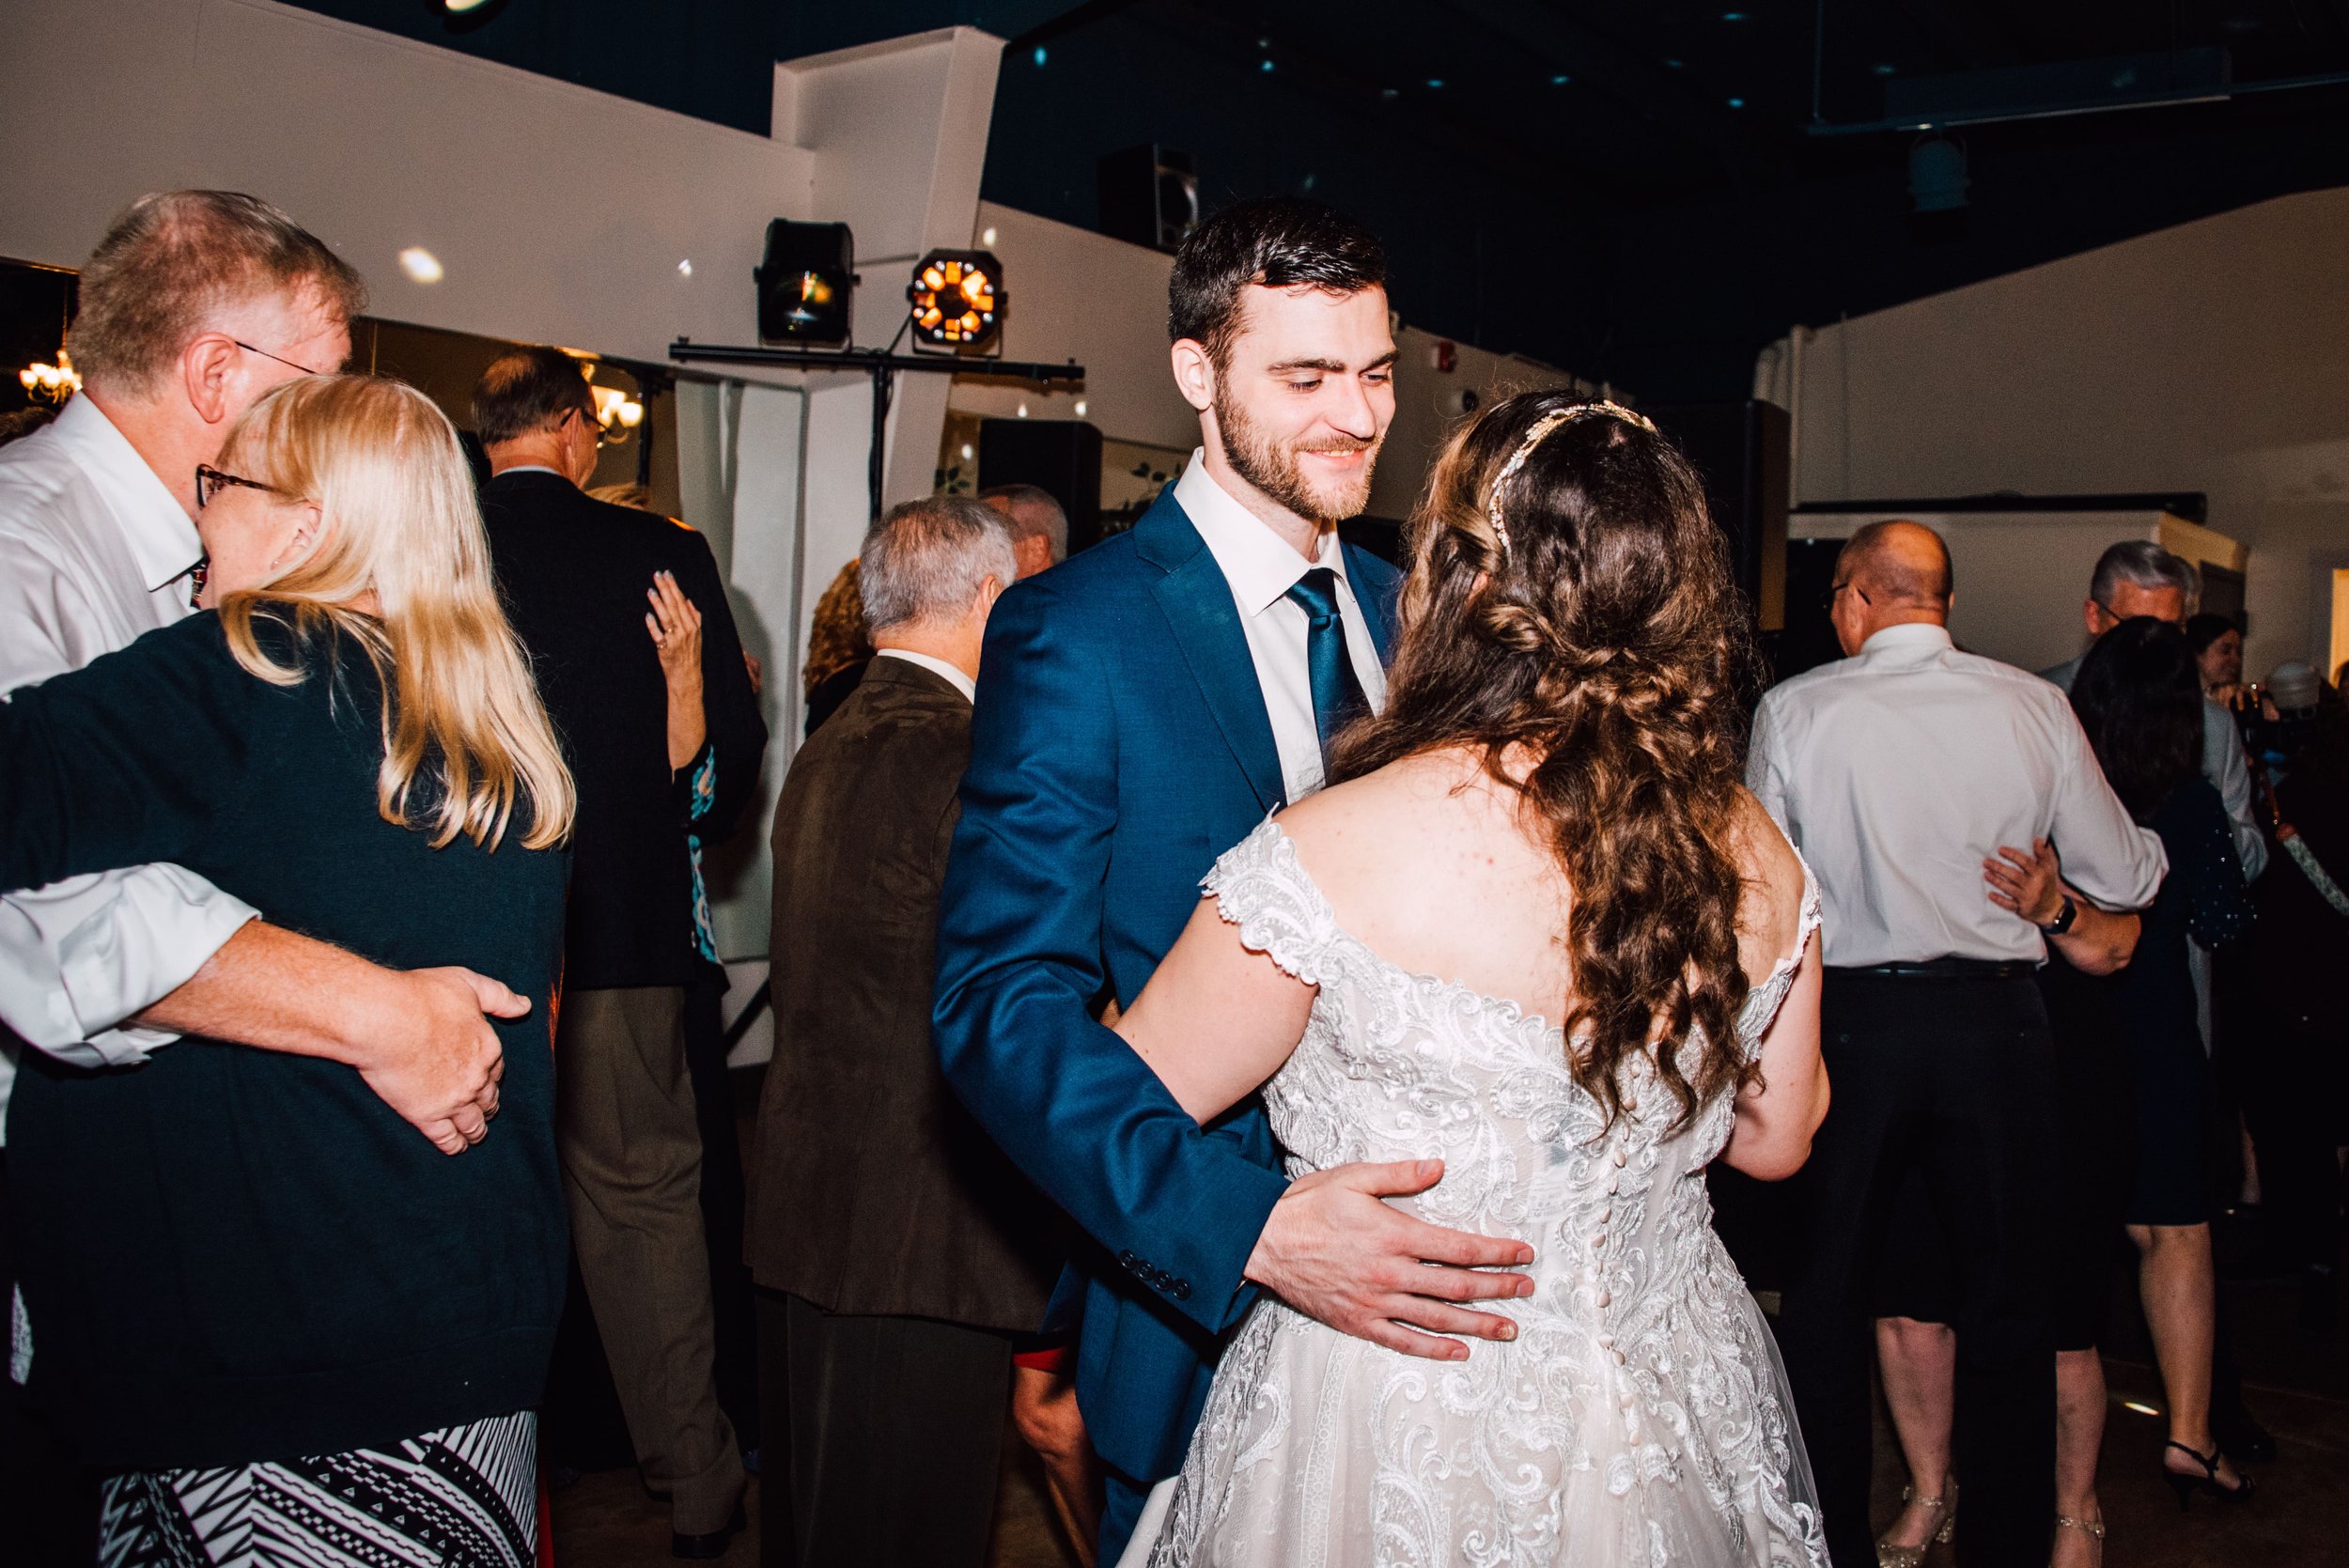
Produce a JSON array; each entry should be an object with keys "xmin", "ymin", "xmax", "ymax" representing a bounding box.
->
[{"xmin": 0, "ymin": 611, "xmax": 568, "ymax": 1470}]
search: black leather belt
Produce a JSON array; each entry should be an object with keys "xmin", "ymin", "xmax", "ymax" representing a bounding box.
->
[{"xmin": 1828, "ymin": 958, "xmax": 2035, "ymax": 981}]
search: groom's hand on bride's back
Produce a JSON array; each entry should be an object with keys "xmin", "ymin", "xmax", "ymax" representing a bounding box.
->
[{"xmin": 1245, "ymin": 1158, "xmax": 1534, "ymax": 1359}]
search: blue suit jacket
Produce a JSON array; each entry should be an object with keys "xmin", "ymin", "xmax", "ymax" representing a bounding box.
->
[{"xmin": 934, "ymin": 486, "xmax": 1400, "ymax": 1483}]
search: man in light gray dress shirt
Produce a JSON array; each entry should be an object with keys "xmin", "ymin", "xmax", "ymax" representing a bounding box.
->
[
  {"xmin": 0, "ymin": 193, "xmax": 525, "ymax": 1554},
  {"xmin": 1749, "ymin": 520, "xmax": 2167, "ymax": 1568}
]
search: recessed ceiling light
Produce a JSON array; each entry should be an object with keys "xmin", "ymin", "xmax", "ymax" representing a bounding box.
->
[
  {"xmin": 1727, "ymin": 96, "xmax": 1746, "ymax": 108},
  {"xmin": 1074, "ymin": 399, "xmax": 1089, "ymax": 416},
  {"xmin": 443, "ymin": 0, "xmax": 493, "ymax": 10},
  {"xmin": 981, "ymin": 225, "xmax": 999, "ymax": 247},
  {"xmin": 1426, "ymin": 77, "xmax": 1445, "ymax": 88},
  {"xmin": 1722, "ymin": 9, "xmax": 1749, "ymax": 19},
  {"xmin": 1032, "ymin": 46, "xmax": 1047, "ymax": 66},
  {"xmin": 1550, "ymin": 73, "xmax": 1571, "ymax": 85},
  {"xmin": 1665, "ymin": 58, "xmax": 1685, "ymax": 69},
  {"xmin": 1380, "ymin": 86, "xmax": 1400, "ymax": 100},
  {"xmin": 1261, "ymin": 58, "xmax": 1274, "ymax": 72},
  {"xmin": 676, "ymin": 258, "xmax": 692, "ymax": 277},
  {"xmin": 1872, "ymin": 61, "xmax": 1898, "ymax": 76},
  {"xmin": 397, "ymin": 246, "xmax": 443, "ymax": 284}
]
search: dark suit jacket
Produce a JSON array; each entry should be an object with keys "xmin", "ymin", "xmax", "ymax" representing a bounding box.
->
[
  {"xmin": 933, "ymin": 488, "xmax": 1400, "ymax": 1482},
  {"xmin": 751, "ymin": 656, "xmax": 1059, "ymax": 1328},
  {"xmin": 480, "ymin": 471, "xmax": 767, "ymax": 988}
]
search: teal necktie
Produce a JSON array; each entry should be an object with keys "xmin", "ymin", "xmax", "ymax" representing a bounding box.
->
[{"xmin": 1286, "ymin": 567, "xmax": 1367, "ymax": 770}]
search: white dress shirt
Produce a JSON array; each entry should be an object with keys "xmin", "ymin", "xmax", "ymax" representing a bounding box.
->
[
  {"xmin": 1174, "ymin": 452, "xmax": 1387, "ymax": 802},
  {"xmin": 1749, "ymin": 622, "xmax": 2168, "ymax": 967},
  {"xmin": 2041, "ymin": 653, "xmax": 2267, "ymax": 883},
  {"xmin": 0, "ymin": 395, "xmax": 258, "ymax": 1141},
  {"xmin": 874, "ymin": 645, "xmax": 975, "ymax": 705}
]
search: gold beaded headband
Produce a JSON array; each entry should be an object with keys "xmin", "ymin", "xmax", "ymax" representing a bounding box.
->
[{"xmin": 1485, "ymin": 399, "xmax": 1658, "ymax": 557}]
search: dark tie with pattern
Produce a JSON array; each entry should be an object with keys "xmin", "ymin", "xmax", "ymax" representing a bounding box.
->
[{"xmin": 1286, "ymin": 567, "xmax": 1367, "ymax": 771}]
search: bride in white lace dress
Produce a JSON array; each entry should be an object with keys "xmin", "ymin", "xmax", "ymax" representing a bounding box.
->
[{"xmin": 1110, "ymin": 396, "xmax": 1832, "ymax": 1568}]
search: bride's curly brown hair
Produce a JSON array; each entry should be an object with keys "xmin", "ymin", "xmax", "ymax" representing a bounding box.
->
[{"xmin": 1330, "ymin": 392, "xmax": 1764, "ymax": 1130}]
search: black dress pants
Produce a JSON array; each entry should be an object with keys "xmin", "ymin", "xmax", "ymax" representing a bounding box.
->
[
  {"xmin": 1775, "ymin": 970, "xmax": 2059, "ymax": 1568},
  {"xmin": 756, "ymin": 1289, "xmax": 1012, "ymax": 1568}
]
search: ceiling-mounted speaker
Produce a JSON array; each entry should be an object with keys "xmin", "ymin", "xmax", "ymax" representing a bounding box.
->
[{"xmin": 1098, "ymin": 145, "xmax": 1199, "ymax": 254}]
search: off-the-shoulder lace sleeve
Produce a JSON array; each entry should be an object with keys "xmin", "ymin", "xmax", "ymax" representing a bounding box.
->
[
  {"xmin": 1735, "ymin": 846, "xmax": 1821, "ymax": 1058},
  {"xmin": 1201, "ymin": 819, "xmax": 1345, "ymax": 986}
]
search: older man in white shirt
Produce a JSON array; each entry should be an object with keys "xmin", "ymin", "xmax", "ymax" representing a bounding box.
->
[
  {"xmin": 0, "ymin": 192, "xmax": 529, "ymax": 1548},
  {"xmin": 1749, "ymin": 520, "xmax": 2167, "ymax": 1568}
]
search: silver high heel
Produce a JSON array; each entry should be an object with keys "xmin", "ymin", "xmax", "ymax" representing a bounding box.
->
[{"xmin": 1875, "ymin": 1483, "xmax": 1957, "ymax": 1568}]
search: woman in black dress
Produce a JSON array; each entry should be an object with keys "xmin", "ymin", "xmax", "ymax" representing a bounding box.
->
[
  {"xmin": 0, "ymin": 375, "xmax": 575, "ymax": 1566},
  {"xmin": 2068, "ymin": 619, "xmax": 2256, "ymax": 1512}
]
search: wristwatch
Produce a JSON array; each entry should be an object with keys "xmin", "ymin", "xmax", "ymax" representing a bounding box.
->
[{"xmin": 2040, "ymin": 894, "xmax": 2078, "ymax": 937}]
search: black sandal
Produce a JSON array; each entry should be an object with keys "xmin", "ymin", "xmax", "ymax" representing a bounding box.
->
[{"xmin": 2162, "ymin": 1441, "xmax": 2253, "ymax": 1510}]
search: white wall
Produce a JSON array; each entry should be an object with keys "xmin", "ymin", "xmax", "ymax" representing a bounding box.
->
[
  {"xmin": 1763, "ymin": 186, "xmax": 2349, "ymax": 680},
  {"xmin": 946, "ymin": 200, "xmax": 1588, "ymax": 522}
]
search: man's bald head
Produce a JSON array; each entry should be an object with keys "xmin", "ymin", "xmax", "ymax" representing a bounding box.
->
[{"xmin": 1839, "ymin": 520, "xmax": 1952, "ymax": 610}]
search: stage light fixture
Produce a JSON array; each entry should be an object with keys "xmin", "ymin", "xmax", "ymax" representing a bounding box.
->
[
  {"xmin": 755, "ymin": 220, "xmax": 855, "ymax": 347},
  {"xmin": 907, "ymin": 250, "xmax": 1004, "ymax": 353}
]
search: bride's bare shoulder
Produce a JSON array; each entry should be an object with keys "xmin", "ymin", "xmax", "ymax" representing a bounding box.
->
[
  {"xmin": 1273, "ymin": 749, "xmax": 1531, "ymax": 913},
  {"xmin": 1730, "ymin": 787, "xmax": 1808, "ymax": 967}
]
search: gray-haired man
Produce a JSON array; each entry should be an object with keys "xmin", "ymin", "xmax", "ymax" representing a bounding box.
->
[
  {"xmin": 979, "ymin": 481, "xmax": 1070, "ymax": 579},
  {"xmin": 2042, "ymin": 539, "xmax": 2265, "ymax": 881},
  {"xmin": 750, "ymin": 496, "xmax": 1061, "ymax": 1568}
]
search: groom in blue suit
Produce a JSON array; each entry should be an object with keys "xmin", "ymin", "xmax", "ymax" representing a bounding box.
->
[{"xmin": 935, "ymin": 199, "xmax": 1535, "ymax": 1560}]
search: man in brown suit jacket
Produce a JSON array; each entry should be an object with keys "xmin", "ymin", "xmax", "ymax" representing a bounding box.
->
[{"xmin": 750, "ymin": 495, "xmax": 1060, "ymax": 1567}]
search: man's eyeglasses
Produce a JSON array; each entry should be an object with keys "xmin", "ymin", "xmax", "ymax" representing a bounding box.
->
[
  {"xmin": 194, "ymin": 464, "xmax": 283, "ymax": 509},
  {"xmin": 1825, "ymin": 579, "xmax": 1873, "ymax": 612},
  {"xmin": 569, "ymin": 405, "xmax": 613, "ymax": 449},
  {"xmin": 233, "ymin": 339, "xmax": 320, "ymax": 377}
]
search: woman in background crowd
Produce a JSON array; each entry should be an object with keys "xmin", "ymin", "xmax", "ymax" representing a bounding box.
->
[
  {"xmin": 0, "ymin": 375, "xmax": 573, "ymax": 1567},
  {"xmin": 2186, "ymin": 613, "xmax": 2247, "ymax": 709},
  {"xmin": 801, "ymin": 558, "xmax": 873, "ymax": 735},
  {"xmin": 2073, "ymin": 620, "xmax": 2257, "ymax": 1514}
]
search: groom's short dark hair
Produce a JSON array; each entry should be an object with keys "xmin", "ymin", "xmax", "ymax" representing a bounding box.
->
[{"xmin": 1168, "ymin": 198, "xmax": 1386, "ymax": 369}]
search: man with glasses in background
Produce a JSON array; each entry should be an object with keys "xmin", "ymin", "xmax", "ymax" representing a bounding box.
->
[
  {"xmin": 1750, "ymin": 519, "xmax": 2167, "ymax": 1567},
  {"xmin": 0, "ymin": 190, "xmax": 524, "ymax": 1560},
  {"xmin": 2043, "ymin": 539, "xmax": 2266, "ymax": 881}
]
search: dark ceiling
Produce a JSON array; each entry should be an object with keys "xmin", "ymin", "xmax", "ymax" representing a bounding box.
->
[{"xmin": 288, "ymin": 1, "xmax": 2349, "ymax": 399}]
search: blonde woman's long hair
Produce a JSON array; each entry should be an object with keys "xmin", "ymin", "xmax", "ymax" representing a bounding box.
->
[{"xmin": 214, "ymin": 375, "xmax": 574, "ymax": 851}]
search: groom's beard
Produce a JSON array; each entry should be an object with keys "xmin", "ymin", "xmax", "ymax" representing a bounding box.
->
[{"xmin": 1214, "ymin": 385, "xmax": 1380, "ymax": 527}]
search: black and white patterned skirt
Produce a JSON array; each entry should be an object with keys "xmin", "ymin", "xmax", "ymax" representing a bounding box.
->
[{"xmin": 98, "ymin": 1408, "xmax": 537, "ymax": 1568}]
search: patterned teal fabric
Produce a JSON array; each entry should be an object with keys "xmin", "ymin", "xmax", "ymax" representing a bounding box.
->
[{"xmin": 686, "ymin": 747, "xmax": 719, "ymax": 964}]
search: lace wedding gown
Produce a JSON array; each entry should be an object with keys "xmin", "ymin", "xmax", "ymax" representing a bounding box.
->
[{"xmin": 1142, "ymin": 821, "xmax": 1829, "ymax": 1568}]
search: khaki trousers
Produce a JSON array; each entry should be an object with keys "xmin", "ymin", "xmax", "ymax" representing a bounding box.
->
[{"xmin": 556, "ymin": 986, "xmax": 744, "ymax": 1535}]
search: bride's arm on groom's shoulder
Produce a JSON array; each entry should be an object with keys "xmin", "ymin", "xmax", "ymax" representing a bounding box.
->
[{"xmin": 1722, "ymin": 950, "xmax": 1826, "ymax": 1182}]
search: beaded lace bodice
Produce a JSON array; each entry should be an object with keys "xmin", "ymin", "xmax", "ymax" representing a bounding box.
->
[{"xmin": 1145, "ymin": 819, "xmax": 1828, "ymax": 1568}]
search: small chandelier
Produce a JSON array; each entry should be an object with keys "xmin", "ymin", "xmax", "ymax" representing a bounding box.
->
[{"xmin": 18, "ymin": 349, "xmax": 79, "ymax": 404}]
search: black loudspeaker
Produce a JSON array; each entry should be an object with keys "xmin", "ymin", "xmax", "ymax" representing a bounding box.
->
[
  {"xmin": 754, "ymin": 220, "xmax": 854, "ymax": 346},
  {"xmin": 1644, "ymin": 400, "xmax": 1789, "ymax": 634},
  {"xmin": 1097, "ymin": 145, "xmax": 1199, "ymax": 253},
  {"xmin": 979, "ymin": 418, "xmax": 1104, "ymax": 552}
]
